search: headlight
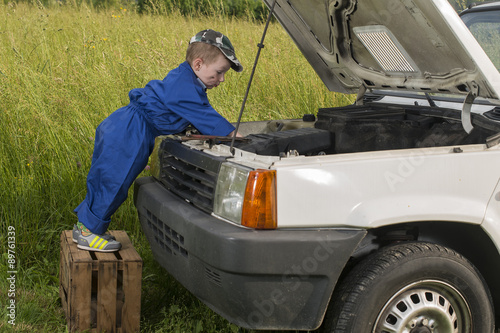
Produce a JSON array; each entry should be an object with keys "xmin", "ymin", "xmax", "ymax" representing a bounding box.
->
[
  {"xmin": 214, "ymin": 162, "xmax": 277, "ymax": 229},
  {"xmin": 214, "ymin": 163, "xmax": 250, "ymax": 223}
]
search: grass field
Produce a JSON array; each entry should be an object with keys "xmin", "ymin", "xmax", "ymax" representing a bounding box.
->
[{"xmin": 0, "ymin": 2, "xmax": 353, "ymax": 332}]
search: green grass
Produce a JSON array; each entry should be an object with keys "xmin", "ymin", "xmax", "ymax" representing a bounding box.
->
[{"xmin": 0, "ymin": 2, "xmax": 353, "ymax": 332}]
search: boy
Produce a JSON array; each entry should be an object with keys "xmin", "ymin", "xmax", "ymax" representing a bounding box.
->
[{"xmin": 73, "ymin": 29, "xmax": 243, "ymax": 252}]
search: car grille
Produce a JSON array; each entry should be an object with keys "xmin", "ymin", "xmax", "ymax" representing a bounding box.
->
[
  {"xmin": 145, "ymin": 209, "xmax": 188, "ymax": 258},
  {"xmin": 157, "ymin": 139, "xmax": 225, "ymax": 214}
]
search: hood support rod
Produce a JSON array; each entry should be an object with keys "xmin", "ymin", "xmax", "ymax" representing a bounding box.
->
[{"xmin": 230, "ymin": 0, "xmax": 277, "ymax": 155}]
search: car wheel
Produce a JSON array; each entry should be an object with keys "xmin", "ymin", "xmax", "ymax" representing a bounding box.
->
[{"xmin": 321, "ymin": 242, "xmax": 494, "ymax": 333}]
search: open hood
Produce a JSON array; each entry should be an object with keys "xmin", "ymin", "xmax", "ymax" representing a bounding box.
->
[{"xmin": 262, "ymin": 0, "xmax": 500, "ymax": 101}]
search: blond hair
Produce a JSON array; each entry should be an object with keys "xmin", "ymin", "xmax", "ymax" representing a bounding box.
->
[{"xmin": 186, "ymin": 42, "xmax": 223, "ymax": 66}]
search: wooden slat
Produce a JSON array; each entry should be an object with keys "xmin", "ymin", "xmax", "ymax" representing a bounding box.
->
[
  {"xmin": 60, "ymin": 230, "xmax": 93, "ymax": 332},
  {"xmin": 59, "ymin": 232, "xmax": 70, "ymax": 295},
  {"xmin": 59, "ymin": 233, "xmax": 70, "ymax": 323},
  {"xmin": 112, "ymin": 231, "xmax": 142, "ymax": 262},
  {"xmin": 69, "ymin": 256, "xmax": 92, "ymax": 331},
  {"xmin": 121, "ymin": 260, "xmax": 142, "ymax": 332},
  {"xmin": 97, "ymin": 260, "xmax": 118, "ymax": 332}
]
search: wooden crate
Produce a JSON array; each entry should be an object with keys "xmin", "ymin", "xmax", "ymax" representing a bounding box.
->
[{"xmin": 60, "ymin": 230, "xmax": 142, "ymax": 332}]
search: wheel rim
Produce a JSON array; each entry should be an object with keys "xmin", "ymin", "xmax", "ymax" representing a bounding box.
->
[{"xmin": 373, "ymin": 279, "xmax": 472, "ymax": 333}]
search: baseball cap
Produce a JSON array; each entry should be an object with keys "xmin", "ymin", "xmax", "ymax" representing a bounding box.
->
[{"xmin": 190, "ymin": 29, "xmax": 243, "ymax": 72}]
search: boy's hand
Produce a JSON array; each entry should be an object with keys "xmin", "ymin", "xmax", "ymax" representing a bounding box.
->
[{"xmin": 229, "ymin": 130, "xmax": 243, "ymax": 137}]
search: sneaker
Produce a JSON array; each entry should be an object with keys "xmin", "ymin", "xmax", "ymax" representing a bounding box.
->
[
  {"xmin": 76, "ymin": 230, "xmax": 122, "ymax": 252},
  {"xmin": 72, "ymin": 224, "xmax": 79, "ymax": 243},
  {"xmin": 72, "ymin": 224, "xmax": 116, "ymax": 243}
]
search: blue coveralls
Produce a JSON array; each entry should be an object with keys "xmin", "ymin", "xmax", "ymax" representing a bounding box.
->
[{"xmin": 74, "ymin": 61, "xmax": 235, "ymax": 234}]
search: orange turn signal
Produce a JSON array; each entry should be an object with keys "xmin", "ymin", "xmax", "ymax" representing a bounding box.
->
[{"xmin": 241, "ymin": 169, "xmax": 277, "ymax": 229}]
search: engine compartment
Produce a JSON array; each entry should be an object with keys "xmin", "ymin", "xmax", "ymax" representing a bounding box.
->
[
  {"xmin": 230, "ymin": 103, "xmax": 498, "ymax": 156},
  {"xmin": 229, "ymin": 127, "xmax": 331, "ymax": 156}
]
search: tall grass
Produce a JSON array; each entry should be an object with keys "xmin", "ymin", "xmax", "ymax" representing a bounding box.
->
[{"xmin": 0, "ymin": 2, "xmax": 352, "ymax": 332}]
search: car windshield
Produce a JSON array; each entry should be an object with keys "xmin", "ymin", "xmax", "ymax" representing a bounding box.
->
[{"xmin": 461, "ymin": 10, "xmax": 500, "ymax": 71}]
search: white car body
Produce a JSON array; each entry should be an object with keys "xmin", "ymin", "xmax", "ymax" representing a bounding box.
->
[{"xmin": 135, "ymin": 0, "xmax": 500, "ymax": 331}]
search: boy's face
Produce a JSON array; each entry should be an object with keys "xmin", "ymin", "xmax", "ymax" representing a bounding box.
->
[{"xmin": 193, "ymin": 54, "xmax": 231, "ymax": 89}]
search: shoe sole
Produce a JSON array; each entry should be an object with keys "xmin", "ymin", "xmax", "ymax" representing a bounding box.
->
[{"xmin": 76, "ymin": 244, "xmax": 121, "ymax": 252}]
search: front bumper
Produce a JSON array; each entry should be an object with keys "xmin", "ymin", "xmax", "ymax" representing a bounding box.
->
[{"xmin": 134, "ymin": 177, "xmax": 366, "ymax": 330}]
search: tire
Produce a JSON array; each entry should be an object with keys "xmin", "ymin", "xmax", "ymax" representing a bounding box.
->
[{"xmin": 321, "ymin": 242, "xmax": 494, "ymax": 333}]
